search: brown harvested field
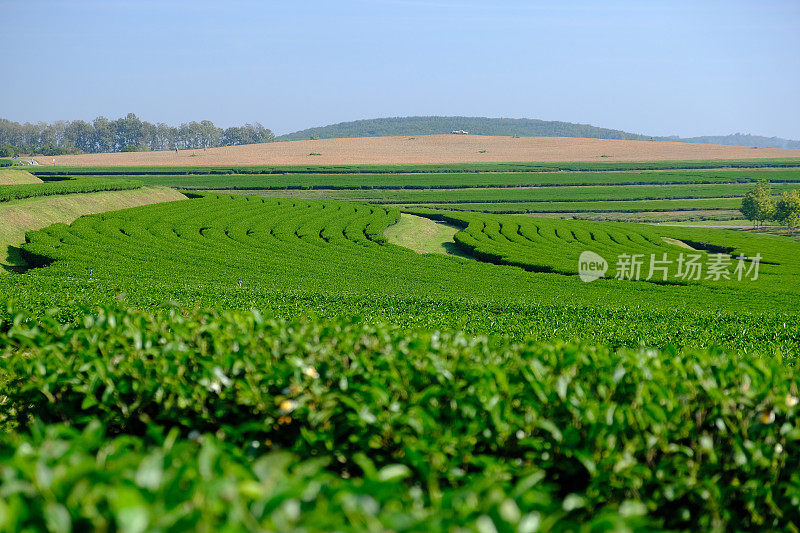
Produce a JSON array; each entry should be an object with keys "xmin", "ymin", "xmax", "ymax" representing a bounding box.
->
[{"xmin": 33, "ymin": 135, "xmax": 800, "ymax": 166}]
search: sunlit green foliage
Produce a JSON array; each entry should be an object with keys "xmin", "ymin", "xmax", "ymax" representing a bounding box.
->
[
  {"xmin": 0, "ymin": 177, "xmax": 142, "ymax": 202},
  {"xmin": 407, "ymin": 209, "xmax": 799, "ymax": 290},
  {"xmin": 3, "ymin": 162, "xmax": 800, "ymax": 531},
  {"xmin": 18, "ymin": 195, "xmax": 799, "ymax": 314},
  {"xmin": 2, "ymin": 308, "xmax": 799, "ymax": 531}
]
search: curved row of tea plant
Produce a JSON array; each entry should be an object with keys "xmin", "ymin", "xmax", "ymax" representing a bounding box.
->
[
  {"xmin": 0, "ymin": 177, "xmax": 142, "ymax": 202},
  {"xmin": 407, "ymin": 208, "xmax": 800, "ymax": 290},
  {"xmin": 19, "ymin": 194, "xmax": 800, "ymax": 313},
  {"xmin": 1, "ymin": 308, "xmax": 799, "ymax": 531}
]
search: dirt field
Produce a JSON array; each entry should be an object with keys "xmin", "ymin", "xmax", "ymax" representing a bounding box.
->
[{"xmin": 33, "ymin": 135, "xmax": 800, "ymax": 167}]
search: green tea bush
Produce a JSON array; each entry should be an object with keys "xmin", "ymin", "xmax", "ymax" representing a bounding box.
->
[
  {"xmin": 0, "ymin": 421, "xmax": 653, "ymax": 532},
  {"xmin": 1, "ymin": 308, "xmax": 799, "ymax": 530},
  {"xmin": 0, "ymin": 177, "xmax": 142, "ymax": 202},
  {"xmin": 408, "ymin": 209, "xmax": 800, "ymax": 291},
  {"xmin": 19, "ymin": 196, "xmax": 800, "ymax": 316}
]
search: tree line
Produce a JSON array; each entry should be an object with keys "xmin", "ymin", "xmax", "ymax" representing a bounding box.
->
[
  {"xmin": 740, "ymin": 180, "xmax": 800, "ymax": 232},
  {"xmin": 0, "ymin": 113, "xmax": 275, "ymax": 156}
]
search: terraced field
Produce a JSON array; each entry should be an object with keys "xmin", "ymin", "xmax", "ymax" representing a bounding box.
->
[
  {"xmin": 17, "ymin": 193, "xmax": 800, "ymax": 316},
  {"xmin": 30, "ymin": 162, "xmax": 800, "ymax": 221},
  {"xmin": 400, "ymin": 198, "xmax": 742, "ymax": 213},
  {"xmin": 408, "ymin": 209, "xmax": 798, "ymax": 286},
  {"xmin": 3, "ymin": 161, "xmax": 800, "ymax": 531},
  {"xmin": 0, "ymin": 186, "xmax": 186, "ymax": 273}
]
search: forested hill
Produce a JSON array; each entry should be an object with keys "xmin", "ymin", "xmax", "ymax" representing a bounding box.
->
[
  {"xmin": 277, "ymin": 116, "xmax": 800, "ymax": 149},
  {"xmin": 276, "ymin": 117, "xmax": 654, "ymax": 142},
  {"xmin": 676, "ymin": 133, "xmax": 800, "ymax": 149}
]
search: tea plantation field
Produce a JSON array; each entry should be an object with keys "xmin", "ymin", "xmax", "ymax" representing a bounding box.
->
[
  {"xmin": 30, "ymin": 160, "xmax": 800, "ymax": 221},
  {"xmin": 0, "ymin": 176, "xmax": 142, "ymax": 202},
  {"xmin": 2, "ymin": 161, "xmax": 800, "ymax": 531}
]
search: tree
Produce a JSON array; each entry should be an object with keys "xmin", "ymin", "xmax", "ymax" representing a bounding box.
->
[
  {"xmin": 155, "ymin": 123, "xmax": 176, "ymax": 151},
  {"xmin": 142, "ymin": 121, "xmax": 158, "ymax": 151},
  {"xmin": 222, "ymin": 126, "xmax": 244, "ymax": 146},
  {"xmin": 114, "ymin": 113, "xmax": 144, "ymax": 151},
  {"xmin": 740, "ymin": 193, "xmax": 758, "ymax": 227},
  {"xmin": 64, "ymin": 120, "xmax": 95, "ymax": 153},
  {"xmin": 740, "ymin": 180, "xmax": 775, "ymax": 228},
  {"xmin": 0, "ymin": 114, "xmax": 274, "ymax": 154},
  {"xmin": 775, "ymin": 190, "xmax": 800, "ymax": 234},
  {"xmin": 93, "ymin": 117, "xmax": 114, "ymax": 153},
  {"xmin": 199, "ymin": 120, "xmax": 222, "ymax": 148}
]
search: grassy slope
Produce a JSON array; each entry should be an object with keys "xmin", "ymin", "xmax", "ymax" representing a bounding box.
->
[
  {"xmin": 383, "ymin": 213, "xmax": 463, "ymax": 255},
  {"xmin": 0, "ymin": 186, "xmax": 185, "ymax": 272},
  {"xmin": 0, "ymin": 168, "xmax": 42, "ymax": 185}
]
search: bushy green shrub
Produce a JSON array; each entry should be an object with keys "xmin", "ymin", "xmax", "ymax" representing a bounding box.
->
[{"xmin": 1, "ymin": 308, "xmax": 798, "ymax": 530}]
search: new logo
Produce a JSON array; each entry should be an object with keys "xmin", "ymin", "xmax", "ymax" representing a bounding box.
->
[{"xmin": 578, "ymin": 251, "xmax": 608, "ymax": 282}]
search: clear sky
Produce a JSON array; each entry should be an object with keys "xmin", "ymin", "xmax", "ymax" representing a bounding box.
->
[{"xmin": 1, "ymin": 0, "xmax": 798, "ymax": 138}]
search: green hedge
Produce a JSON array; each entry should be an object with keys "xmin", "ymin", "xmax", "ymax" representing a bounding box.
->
[
  {"xmin": 0, "ymin": 178, "xmax": 142, "ymax": 202},
  {"xmin": 0, "ymin": 421, "xmax": 648, "ymax": 532},
  {"xmin": 1, "ymin": 308, "xmax": 799, "ymax": 530}
]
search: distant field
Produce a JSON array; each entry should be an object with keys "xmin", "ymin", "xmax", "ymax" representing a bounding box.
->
[
  {"xmin": 27, "ymin": 159, "xmax": 800, "ymax": 176},
  {"xmin": 30, "ymin": 169, "xmax": 800, "ymax": 189},
  {"xmin": 32, "ymin": 135, "xmax": 800, "ymax": 166},
  {"xmin": 4, "ymin": 162, "xmax": 800, "ymax": 530},
  {"xmin": 248, "ymin": 183, "xmax": 800, "ymax": 203},
  {"xmin": 27, "ymin": 162, "xmax": 800, "ymax": 221},
  {"xmin": 397, "ymin": 198, "xmax": 742, "ymax": 213}
]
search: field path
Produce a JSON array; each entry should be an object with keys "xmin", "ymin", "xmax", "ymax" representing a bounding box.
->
[
  {"xmin": 33, "ymin": 135, "xmax": 800, "ymax": 166},
  {"xmin": 0, "ymin": 186, "xmax": 186, "ymax": 272}
]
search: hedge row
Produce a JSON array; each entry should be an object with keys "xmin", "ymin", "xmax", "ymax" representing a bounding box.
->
[
  {"xmin": 1, "ymin": 308, "xmax": 799, "ymax": 530},
  {"xmin": 0, "ymin": 178, "xmax": 142, "ymax": 202}
]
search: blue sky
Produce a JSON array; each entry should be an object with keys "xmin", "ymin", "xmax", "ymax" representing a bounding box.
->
[{"xmin": 1, "ymin": 0, "xmax": 799, "ymax": 138}]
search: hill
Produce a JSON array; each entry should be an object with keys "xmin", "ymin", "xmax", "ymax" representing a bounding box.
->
[
  {"xmin": 277, "ymin": 116, "xmax": 654, "ymax": 142},
  {"xmin": 276, "ymin": 116, "xmax": 800, "ymax": 149},
  {"xmin": 677, "ymin": 132, "xmax": 800, "ymax": 149}
]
